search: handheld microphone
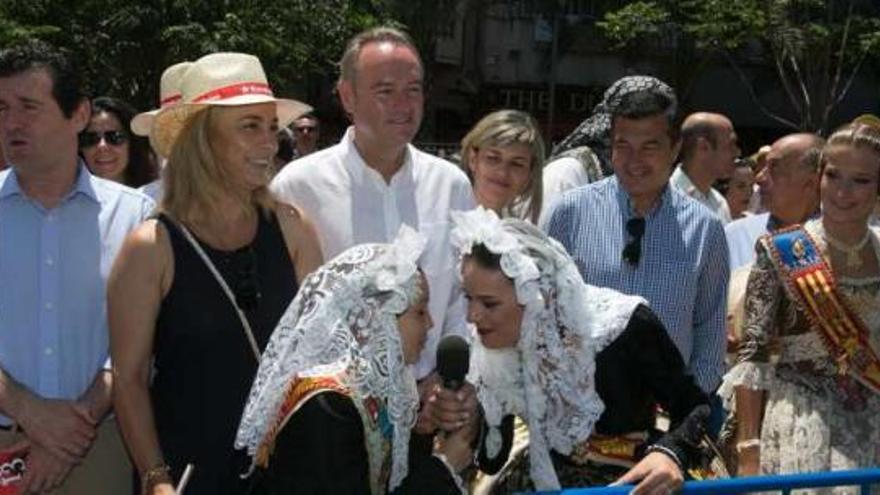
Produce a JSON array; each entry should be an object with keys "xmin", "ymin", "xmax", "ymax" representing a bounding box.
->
[{"xmin": 436, "ymin": 335, "xmax": 470, "ymax": 391}]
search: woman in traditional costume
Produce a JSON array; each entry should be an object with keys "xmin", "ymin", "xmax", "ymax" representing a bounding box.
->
[
  {"xmin": 235, "ymin": 227, "xmax": 473, "ymax": 494},
  {"xmin": 451, "ymin": 207, "xmax": 710, "ymax": 495},
  {"xmin": 724, "ymin": 120, "xmax": 880, "ymax": 486}
]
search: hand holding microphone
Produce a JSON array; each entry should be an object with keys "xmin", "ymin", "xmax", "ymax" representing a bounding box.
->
[
  {"xmin": 431, "ymin": 335, "xmax": 477, "ymax": 433},
  {"xmin": 431, "ymin": 335, "xmax": 479, "ymax": 473},
  {"xmin": 436, "ymin": 334, "xmax": 470, "ymax": 392}
]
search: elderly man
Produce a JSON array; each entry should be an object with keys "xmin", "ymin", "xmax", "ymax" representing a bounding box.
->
[
  {"xmin": 0, "ymin": 40, "xmax": 153, "ymax": 493},
  {"xmin": 544, "ymin": 87, "xmax": 729, "ymax": 395},
  {"xmin": 725, "ymin": 133, "xmax": 824, "ymax": 270},
  {"xmin": 670, "ymin": 112, "xmax": 741, "ymax": 223},
  {"xmin": 723, "ymin": 134, "xmax": 824, "ymax": 357}
]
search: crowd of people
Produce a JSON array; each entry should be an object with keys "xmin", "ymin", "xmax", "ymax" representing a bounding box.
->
[{"xmin": 0, "ymin": 23, "xmax": 878, "ymax": 495}]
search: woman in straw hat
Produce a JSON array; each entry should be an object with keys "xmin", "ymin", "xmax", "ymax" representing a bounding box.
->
[
  {"xmin": 130, "ymin": 60, "xmax": 192, "ymax": 201},
  {"xmin": 108, "ymin": 52, "xmax": 323, "ymax": 495},
  {"xmin": 236, "ymin": 227, "xmax": 473, "ymax": 494}
]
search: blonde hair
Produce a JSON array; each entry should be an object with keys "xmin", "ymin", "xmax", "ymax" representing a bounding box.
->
[
  {"xmin": 161, "ymin": 107, "xmax": 273, "ymax": 224},
  {"xmin": 460, "ymin": 110, "xmax": 546, "ymax": 223},
  {"xmin": 825, "ymin": 121, "xmax": 880, "ymax": 157},
  {"xmin": 821, "ymin": 121, "xmax": 880, "ymax": 190},
  {"xmin": 338, "ymin": 26, "xmax": 421, "ymax": 85}
]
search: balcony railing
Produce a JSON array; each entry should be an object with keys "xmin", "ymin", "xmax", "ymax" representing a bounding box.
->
[{"xmin": 529, "ymin": 468, "xmax": 880, "ymax": 495}]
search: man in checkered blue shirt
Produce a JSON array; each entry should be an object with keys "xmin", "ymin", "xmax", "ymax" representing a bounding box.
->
[{"xmin": 543, "ymin": 87, "xmax": 728, "ymax": 395}]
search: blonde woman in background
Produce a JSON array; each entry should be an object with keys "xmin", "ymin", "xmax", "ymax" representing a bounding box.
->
[{"xmin": 460, "ymin": 110, "xmax": 545, "ymax": 223}]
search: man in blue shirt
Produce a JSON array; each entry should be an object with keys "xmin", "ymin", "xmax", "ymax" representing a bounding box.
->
[
  {"xmin": 0, "ymin": 40, "xmax": 153, "ymax": 493},
  {"xmin": 543, "ymin": 88, "xmax": 729, "ymax": 395}
]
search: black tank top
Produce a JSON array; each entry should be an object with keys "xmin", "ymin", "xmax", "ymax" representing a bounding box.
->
[{"xmin": 151, "ymin": 212, "xmax": 298, "ymax": 495}]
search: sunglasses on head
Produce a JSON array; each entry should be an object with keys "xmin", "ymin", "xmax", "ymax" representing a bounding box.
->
[
  {"xmin": 622, "ymin": 217, "xmax": 646, "ymax": 266},
  {"xmin": 79, "ymin": 130, "xmax": 129, "ymax": 148}
]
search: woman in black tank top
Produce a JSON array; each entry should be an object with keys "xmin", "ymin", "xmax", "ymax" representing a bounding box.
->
[{"xmin": 107, "ymin": 53, "xmax": 323, "ymax": 495}]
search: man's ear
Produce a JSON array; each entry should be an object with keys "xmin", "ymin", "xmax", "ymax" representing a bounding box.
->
[
  {"xmin": 72, "ymin": 97, "xmax": 91, "ymax": 133},
  {"xmin": 806, "ymin": 170, "xmax": 821, "ymax": 191},
  {"xmin": 696, "ymin": 135, "xmax": 713, "ymax": 154},
  {"xmin": 337, "ymin": 80, "xmax": 355, "ymax": 118}
]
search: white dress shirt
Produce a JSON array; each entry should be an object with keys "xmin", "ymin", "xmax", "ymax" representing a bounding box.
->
[
  {"xmin": 725, "ymin": 212, "xmax": 771, "ymax": 271},
  {"xmin": 271, "ymin": 127, "xmax": 476, "ymax": 377},
  {"xmin": 670, "ymin": 166, "xmax": 733, "ymax": 224},
  {"xmin": 542, "ymin": 156, "xmax": 592, "ymax": 212}
]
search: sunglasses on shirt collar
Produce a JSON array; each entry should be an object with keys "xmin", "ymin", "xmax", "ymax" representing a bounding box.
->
[
  {"xmin": 622, "ymin": 217, "xmax": 646, "ymax": 266},
  {"xmin": 79, "ymin": 130, "xmax": 129, "ymax": 148}
]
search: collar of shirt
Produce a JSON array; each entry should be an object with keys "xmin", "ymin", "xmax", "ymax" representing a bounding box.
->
[
  {"xmin": 340, "ymin": 127, "xmax": 416, "ymax": 189},
  {"xmin": 766, "ymin": 210, "xmax": 820, "ymax": 231},
  {"xmin": 670, "ymin": 166, "xmax": 732, "ymax": 224},
  {"xmin": 0, "ymin": 162, "xmax": 100, "ymax": 205},
  {"xmin": 670, "ymin": 165, "xmax": 709, "ymax": 200},
  {"xmin": 613, "ymin": 175, "xmax": 671, "ymax": 220}
]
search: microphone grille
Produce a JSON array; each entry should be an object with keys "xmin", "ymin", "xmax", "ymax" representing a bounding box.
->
[{"xmin": 436, "ymin": 335, "xmax": 470, "ymax": 381}]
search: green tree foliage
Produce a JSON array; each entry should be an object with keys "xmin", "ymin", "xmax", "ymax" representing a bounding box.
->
[
  {"xmin": 0, "ymin": 0, "xmax": 382, "ymax": 111},
  {"xmin": 598, "ymin": 0, "xmax": 880, "ymax": 133}
]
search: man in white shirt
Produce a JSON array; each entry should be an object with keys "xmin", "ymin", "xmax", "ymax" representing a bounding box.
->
[
  {"xmin": 670, "ymin": 112, "xmax": 740, "ymax": 224},
  {"xmin": 271, "ymin": 27, "xmax": 475, "ymax": 381}
]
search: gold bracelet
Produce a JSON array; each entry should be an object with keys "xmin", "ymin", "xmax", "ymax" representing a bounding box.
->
[
  {"xmin": 142, "ymin": 464, "xmax": 173, "ymax": 494},
  {"xmin": 735, "ymin": 438, "xmax": 761, "ymax": 452}
]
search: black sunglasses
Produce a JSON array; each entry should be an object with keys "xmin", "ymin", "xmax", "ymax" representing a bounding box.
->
[
  {"xmin": 80, "ymin": 130, "xmax": 129, "ymax": 148},
  {"xmin": 293, "ymin": 125, "xmax": 317, "ymax": 134},
  {"xmin": 622, "ymin": 217, "xmax": 646, "ymax": 266},
  {"xmin": 233, "ymin": 247, "xmax": 262, "ymax": 312}
]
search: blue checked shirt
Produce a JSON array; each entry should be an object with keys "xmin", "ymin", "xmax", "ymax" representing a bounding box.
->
[{"xmin": 543, "ymin": 176, "xmax": 729, "ymax": 392}]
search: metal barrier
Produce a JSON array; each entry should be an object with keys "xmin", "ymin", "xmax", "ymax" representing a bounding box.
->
[{"xmin": 531, "ymin": 468, "xmax": 880, "ymax": 495}]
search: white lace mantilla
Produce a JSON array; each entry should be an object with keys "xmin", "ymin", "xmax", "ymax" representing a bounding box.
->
[
  {"xmin": 451, "ymin": 207, "xmax": 645, "ymax": 490},
  {"xmin": 235, "ymin": 226, "xmax": 427, "ymax": 492}
]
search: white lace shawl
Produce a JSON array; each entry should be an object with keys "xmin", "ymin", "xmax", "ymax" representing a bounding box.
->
[
  {"xmin": 235, "ymin": 226, "xmax": 427, "ymax": 492},
  {"xmin": 451, "ymin": 207, "xmax": 645, "ymax": 490}
]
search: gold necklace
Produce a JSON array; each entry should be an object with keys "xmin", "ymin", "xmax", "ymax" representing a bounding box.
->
[{"xmin": 823, "ymin": 228, "xmax": 871, "ymax": 269}]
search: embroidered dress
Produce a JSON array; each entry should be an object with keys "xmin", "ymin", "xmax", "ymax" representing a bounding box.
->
[
  {"xmin": 251, "ymin": 374, "xmax": 394, "ymax": 494},
  {"xmin": 722, "ymin": 220, "xmax": 880, "ymax": 494}
]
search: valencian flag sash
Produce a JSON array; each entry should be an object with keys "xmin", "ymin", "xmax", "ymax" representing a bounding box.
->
[{"xmin": 766, "ymin": 226, "xmax": 880, "ymax": 396}]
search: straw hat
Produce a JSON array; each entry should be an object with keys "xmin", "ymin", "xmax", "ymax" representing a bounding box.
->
[
  {"xmin": 149, "ymin": 52, "xmax": 312, "ymax": 158},
  {"xmin": 131, "ymin": 61, "xmax": 192, "ymax": 137}
]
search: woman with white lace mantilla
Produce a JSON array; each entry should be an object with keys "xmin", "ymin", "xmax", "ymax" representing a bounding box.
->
[
  {"xmin": 235, "ymin": 227, "xmax": 474, "ymax": 494},
  {"xmin": 451, "ymin": 207, "xmax": 710, "ymax": 495},
  {"xmin": 722, "ymin": 119, "xmax": 880, "ymax": 488}
]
